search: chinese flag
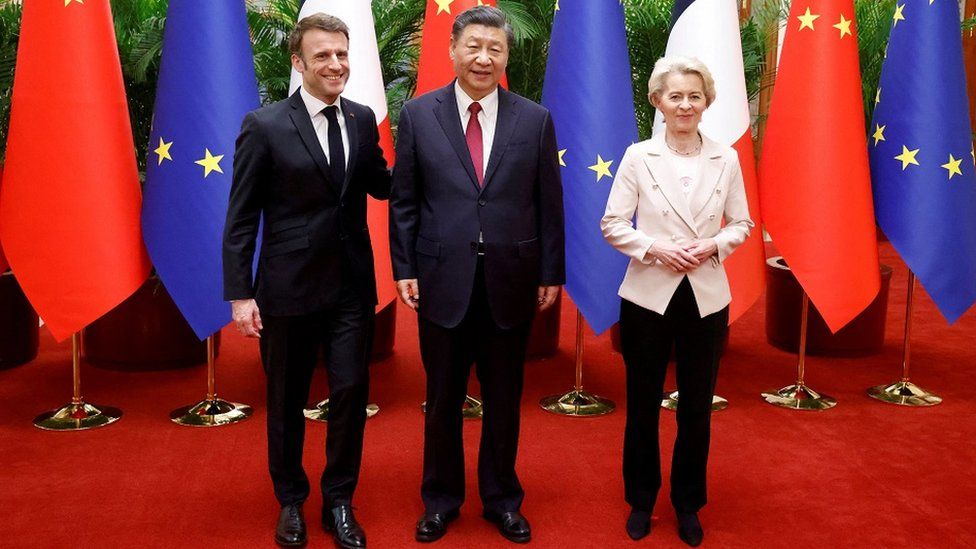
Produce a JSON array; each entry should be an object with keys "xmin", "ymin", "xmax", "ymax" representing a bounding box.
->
[
  {"xmin": 758, "ymin": 0, "xmax": 880, "ymax": 333},
  {"xmin": 0, "ymin": 0, "xmax": 150, "ymax": 341},
  {"xmin": 415, "ymin": 0, "xmax": 506, "ymax": 95}
]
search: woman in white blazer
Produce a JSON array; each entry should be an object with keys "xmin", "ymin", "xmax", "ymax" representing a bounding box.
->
[{"xmin": 601, "ymin": 57, "xmax": 753, "ymax": 546}]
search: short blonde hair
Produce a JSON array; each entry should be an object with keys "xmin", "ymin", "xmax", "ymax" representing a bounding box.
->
[{"xmin": 647, "ymin": 56, "xmax": 716, "ymax": 106}]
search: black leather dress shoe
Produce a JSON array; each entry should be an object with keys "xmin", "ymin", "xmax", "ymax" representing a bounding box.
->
[
  {"xmin": 483, "ymin": 510, "xmax": 531, "ymax": 544},
  {"xmin": 323, "ymin": 505, "xmax": 366, "ymax": 549},
  {"xmin": 275, "ymin": 504, "xmax": 307, "ymax": 547},
  {"xmin": 626, "ymin": 509, "xmax": 652, "ymax": 540},
  {"xmin": 415, "ymin": 509, "xmax": 459, "ymax": 543},
  {"xmin": 676, "ymin": 512, "xmax": 704, "ymax": 547}
]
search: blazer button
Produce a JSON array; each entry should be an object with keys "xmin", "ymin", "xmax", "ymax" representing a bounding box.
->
[
  {"xmin": 478, "ymin": 199, "xmax": 486, "ymax": 207},
  {"xmin": 715, "ymin": 189, "xmax": 722, "ymax": 195},
  {"xmin": 662, "ymin": 209, "xmax": 669, "ymax": 216},
  {"xmin": 652, "ymin": 184, "xmax": 659, "ymax": 190},
  {"xmin": 708, "ymin": 214, "xmax": 716, "ymax": 220},
  {"xmin": 671, "ymin": 235, "xmax": 678, "ymax": 242}
]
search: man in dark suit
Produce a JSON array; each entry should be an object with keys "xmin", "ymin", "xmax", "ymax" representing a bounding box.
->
[
  {"xmin": 389, "ymin": 6, "xmax": 565, "ymax": 544},
  {"xmin": 223, "ymin": 14, "xmax": 389, "ymax": 549}
]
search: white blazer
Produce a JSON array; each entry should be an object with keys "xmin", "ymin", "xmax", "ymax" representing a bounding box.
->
[{"xmin": 601, "ymin": 133, "xmax": 754, "ymax": 318}]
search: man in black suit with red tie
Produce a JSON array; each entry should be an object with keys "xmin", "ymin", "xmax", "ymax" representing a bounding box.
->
[
  {"xmin": 222, "ymin": 14, "xmax": 389, "ymax": 549},
  {"xmin": 389, "ymin": 6, "xmax": 565, "ymax": 544}
]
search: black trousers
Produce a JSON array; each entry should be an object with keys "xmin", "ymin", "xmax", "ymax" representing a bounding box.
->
[
  {"xmin": 259, "ymin": 285, "xmax": 372, "ymax": 508},
  {"xmin": 619, "ymin": 277, "xmax": 728, "ymax": 514},
  {"xmin": 418, "ymin": 259, "xmax": 532, "ymax": 515}
]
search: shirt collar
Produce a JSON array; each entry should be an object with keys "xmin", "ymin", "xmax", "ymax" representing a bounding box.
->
[
  {"xmin": 454, "ymin": 80, "xmax": 498, "ymax": 119},
  {"xmin": 300, "ymin": 85, "xmax": 342, "ymax": 118}
]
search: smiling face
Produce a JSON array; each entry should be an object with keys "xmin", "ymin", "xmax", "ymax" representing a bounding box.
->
[
  {"xmin": 652, "ymin": 71, "xmax": 708, "ymax": 135},
  {"xmin": 292, "ymin": 29, "xmax": 349, "ymax": 104},
  {"xmin": 450, "ymin": 24, "xmax": 508, "ymax": 101}
]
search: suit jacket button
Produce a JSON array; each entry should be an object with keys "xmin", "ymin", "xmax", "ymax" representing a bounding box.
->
[
  {"xmin": 708, "ymin": 214, "xmax": 716, "ymax": 220},
  {"xmin": 715, "ymin": 189, "xmax": 722, "ymax": 195},
  {"xmin": 652, "ymin": 184, "xmax": 659, "ymax": 190},
  {"xmin": 662, "ymin": 209, "xmax": 669, "ymax": 216},
  {"xmin": 671, "ymin": 235, "xmax": 678, "ymax": 242},
  {"xmin": 478, "ymin": 199, "xmax": 486, "ymax": 207}
]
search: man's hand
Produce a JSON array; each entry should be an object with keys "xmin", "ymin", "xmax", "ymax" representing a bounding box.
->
[
  {"xmin": 684, "ymin": 238, "xmax": 718, "ymax": 262},
  {"xmin": 649, "ymin": 241, "xmax": 700, "ymax": 272},
  {"xmin": 232, "ymin": 299, "xmax": 263, "ymax": 338},
  {"xmin": 396, "ymin": 279, "xmax": 420, "ymax": 310},
  {"xmin": 537, "ymin": 285, "xmax": 561, "ymax": 311}
]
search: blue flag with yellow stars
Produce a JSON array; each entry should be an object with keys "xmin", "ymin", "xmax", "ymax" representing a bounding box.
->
[
  {"xmin": 142, "ymin": 0, "xmax": 259, "ymax": 339},
  {"xmin": 869, "ymin": 0, "xmax": 976, "ymax": 324},
  {"xmin": 542, "ymin": 0, "xmax": 638, "ymax": 334}
]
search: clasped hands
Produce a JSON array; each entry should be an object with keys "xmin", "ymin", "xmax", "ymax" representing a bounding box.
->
[
  {"xmin": 649, "ymin": 238, "xmax": 717, "ymax": 273},
  {"xmin": 396, "ymin": 279, "xmax": 560, "ymax": 312}
]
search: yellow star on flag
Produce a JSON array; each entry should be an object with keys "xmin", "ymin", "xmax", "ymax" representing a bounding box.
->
[
  {"xmin": 64, "ymin": 0, "xmax": 83, "ymax": 5},
  {"xmin": 833, "ymin": 14, "xmax": 852, "ymax": 38},
  {"xmin": 893, "ymin": 4, "xmax": 906, "ymax": 26},
  {"xmin": 894, "ymin": 145, "xmax": 920, "ymax": 170},
  {"xmin": 797, "ymin": 7, "xmax": 820, "ymax": 31},
  {"xmin": 872, "ymin": 124, "xmax": 886, "ymax": 146},
  {"xmin": 195, "ymin": 149, "xmax": 225, "ymax": 178},
  {"xmin": 555, "ymin": 0, "xmax": 560, "ymax": 12},
  {"xmin": 941, "ymin": 154, "xmax": 963, "ymax": 179},
  {"xmin": 558, "ymin": 149, "xmax": 567, "ymax": 167},
  {"xmin": 588, "ymin": 155, "xmax": 614, "ymax": 182},
  {"xmin": 154, "ymin": 137, "xmax": 174, "ymax": 166},
  {"xmin": 435, "ymin": 0, "xmax": 453, "ymax": 15}
]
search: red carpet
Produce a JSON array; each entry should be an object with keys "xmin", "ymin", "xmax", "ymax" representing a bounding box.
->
[{"xmin": 2, "ymin": 242, "xmax": 975, "ymax": 548}]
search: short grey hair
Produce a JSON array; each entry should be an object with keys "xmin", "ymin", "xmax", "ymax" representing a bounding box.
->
[
  {"xmin": 647, "ymin": 56, "xmax": 717, "ymax": 106},
  {"xmin": 451, "ymin": 5, "xmax": 515, "ymax": 50}
]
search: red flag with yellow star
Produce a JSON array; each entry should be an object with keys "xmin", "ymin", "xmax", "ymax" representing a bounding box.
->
[
  {"xmin": 415, "ymin": 0, "xmax": 506, "ymax": 95},
  {"xmin": 0, "ymin": 0, "xmax": 149, "ymax": 341},
  {"xmin": 758, "ymin": 0, "xmax": 880, "ymax": 333}
]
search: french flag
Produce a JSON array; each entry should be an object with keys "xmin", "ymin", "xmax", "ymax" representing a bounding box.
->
[{"xmin": 654, "ymin": 0, "xmax": 765, "ymax": 323}]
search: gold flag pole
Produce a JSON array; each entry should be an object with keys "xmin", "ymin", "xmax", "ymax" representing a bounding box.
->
[
  {"xmin": 662, "ymin": 391, "xmax": 728, "ymax": 413},
  {"xmin": 867, "ymin": 271, "xmax": 941, "ymax": 406},
  {"xmin": 170, "ymin": 335, "xmax": 253, "ymax": 426},
  {"xmin": 34, "ymin": 333, "xmax": 123, "ymax": 430},
  {"xmin": 539, "ymin": 310, "xmax": 615, "ymax": 416},
  {"xmin": 762, "ymin": 292, "xmax": 837, "ymax": 410}
]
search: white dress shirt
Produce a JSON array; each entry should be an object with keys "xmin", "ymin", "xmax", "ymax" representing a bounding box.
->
[
  {"xmin": 300, "ymin": 85, "xmax": 349, "ymax": 166},
  {"xmin": 454, "ymin": 81, "xmax": 499, "ymax": 177},
  {"xmin": 667, "ymin": 149, "xmax": 703, "ymax": 203}
]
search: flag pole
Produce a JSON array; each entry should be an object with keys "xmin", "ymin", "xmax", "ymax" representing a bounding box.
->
[
  {"xmin": 170, "ymin": 335, "xmax": 253, "ymax": 426},
  {"xmin": 33, "ymin": 333, "xmax": 123, "ymax": 430},
  {"xmin": 539, "ymin": 310, "xmax": 615, "ymax": 416},
  {"xmin": 761, "ymin": 292, "xmax": 837, "ymax": 410},
  {"xmin": 866, "ymin": 271, "xmax": 941, "ymax": 406},
  {"xmin": 305, "ymin": 399, "xmax": 381, "ymax": 422}
]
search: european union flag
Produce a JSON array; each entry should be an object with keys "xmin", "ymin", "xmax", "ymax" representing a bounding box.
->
[
  {"xmin": 869, "ymin": 0, "xmax": 976, "ymax": 324},
  {"xmin": 142, "ymin": 0, "xmax": 260, "ymax": 339},
  {"xmin": 542, "ymin": 1, "xmax": 638, "ymax": 334}
]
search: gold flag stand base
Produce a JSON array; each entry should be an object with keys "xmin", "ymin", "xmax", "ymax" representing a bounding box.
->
[
  {"xmin": 305, "ymin": 399, "xmax": 381, "ymax": 422},
  {"xmin": 34, "ymin": 401, "xmax": 122, "ymax": 431},
  {"xmin": 170, "ymin": 398, "xmax": 253, "ymax": 427},
  {"xmin": 420, "ymin": 395, "xmax": 483, "ymax": 420},
  {"xmin": 761, "ymin": 383, "xmax": 836, "ymax": 411},
  {"xmin": 661, "ymin": 391, "xmax": 728, "ymax": 412},
  {"xmin": 34, "ymin": 333, "xmax": 123, "ymax": 431},
  {"xmin": 867, "ymin": 381, "xmax": 941, "ymax": 407},
  {"xmin": 540, "ymin": 389, "xmax": 615, "ymax": 417}
]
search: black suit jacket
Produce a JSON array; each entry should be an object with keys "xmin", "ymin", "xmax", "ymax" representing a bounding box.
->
[
  {"xmin": 223, "ymin": 91, "xmax": 390, "ymax": 315},
  {"xmin": 390, "ymin": 84, "xmax": 565, "ymax": 329}
]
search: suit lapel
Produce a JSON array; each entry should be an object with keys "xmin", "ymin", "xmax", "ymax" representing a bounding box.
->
[
  {"xmin": 340, "ymin": 98, "xmax": 359, "ymax": 197},
  {"xmin": 288, "ymin": 91, "xmax": 339, "ymax": 193},
  {"xmin": 433, "ymin": 85, "xmax": 481, "ymax": 191},
  {"xmin": 688, "ymin": 138, "xmax": 726, "ymax": 218},
  {"xmin": 481, "ymin": 88, "xmax": 519, "ymax": 193},
  {"xmin": 642, "ymin": 134, "xmax": 698, "ymax": 235}
]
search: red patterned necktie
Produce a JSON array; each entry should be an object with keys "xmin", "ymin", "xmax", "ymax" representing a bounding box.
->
[{"xmin": 465, "ymin": 102, "xmax": 484, "ymax": 186}]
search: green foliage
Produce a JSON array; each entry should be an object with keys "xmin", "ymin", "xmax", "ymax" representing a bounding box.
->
[
  {"xmin": 623, "ymin": 0, "xmax": 673, "ymax": 140},
  {"xmin": 498, "ymin": 0, "xmax": 554, "ymax": 103},
  {"xmin": 373, "ymin": 0, "xmax": 425, "ymax": 129},
  {"xmin": 855, "ymin": 0, "xmax": 896, "ymax": 131},
  {"xmin": 248, "ymin": 0, "xmax": 299, "ymax": 106},
  {"xmin": 0, "ymin": 1, "xmax": 20, "ymax": 162}
]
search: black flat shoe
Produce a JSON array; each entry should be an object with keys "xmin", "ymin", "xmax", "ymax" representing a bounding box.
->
[
  {"xmin": 323, "ymin": 505, "xmax": 366, "ymax": 549},
  {"xmin": 483, "ymin": 510, "xmax": 531, "ymax": 544},
  {"xmin": 275, "ymin": 504, "xmax": 307, "ymax": 547},
  {"xmin": 415, "ymin": 509, "xmax": 459, "ymax": 543},
  {"xmin": 676, "ymin": 511, "xmax": 703, "ymax": 547},
  {"xmin": 626, "ymin": 509, "xmax": 651, "ymax": 540}
]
